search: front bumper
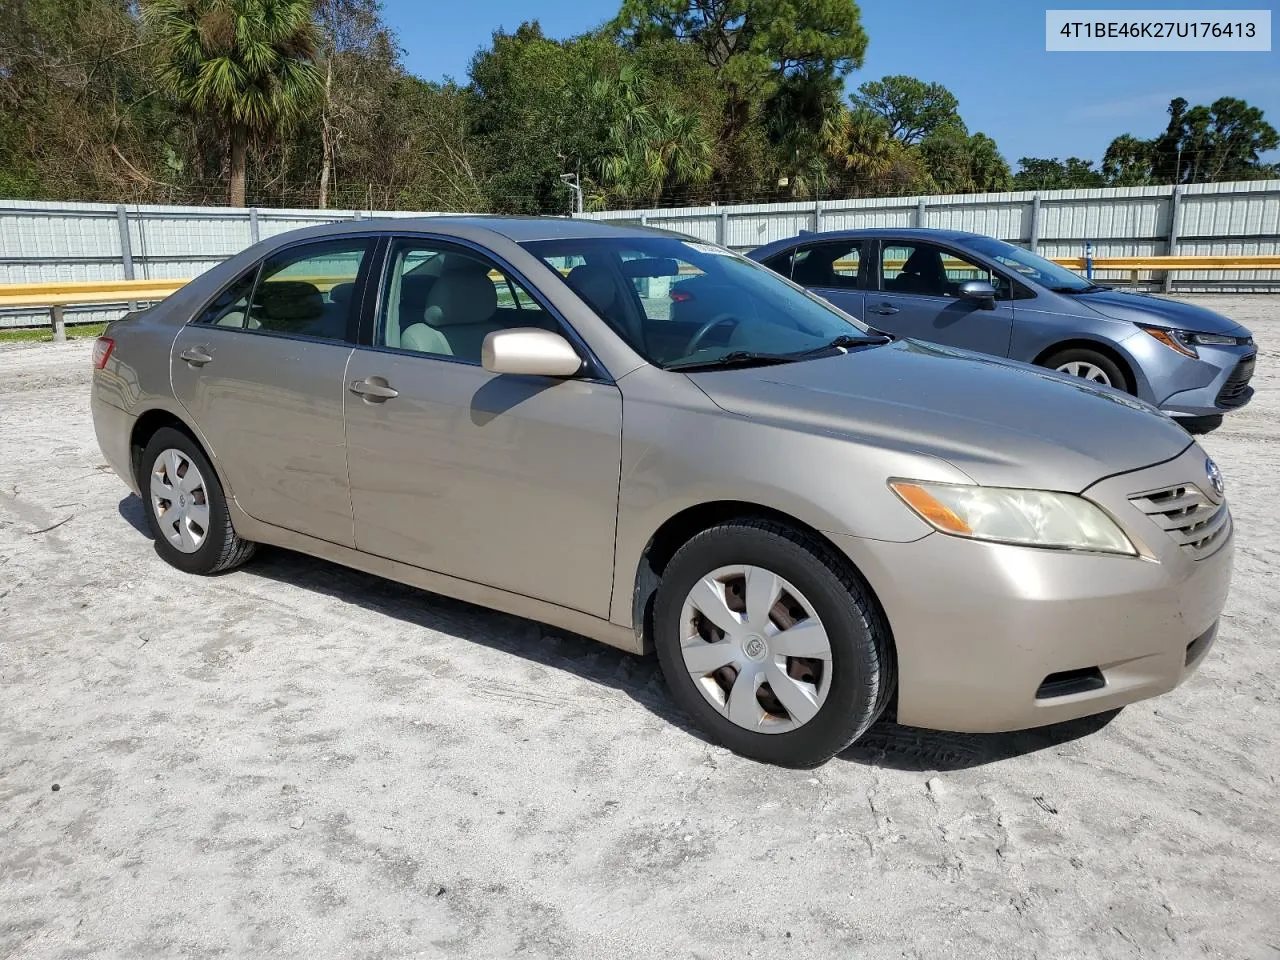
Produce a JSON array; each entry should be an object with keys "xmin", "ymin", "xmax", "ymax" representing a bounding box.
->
[
  {"xmin": 1143, "ymin": 341, "xmax": 1256, "ymax": 418},
  {"xmin": 833, "ymin": 445, "xmax": 1234, "ymax": 733}
]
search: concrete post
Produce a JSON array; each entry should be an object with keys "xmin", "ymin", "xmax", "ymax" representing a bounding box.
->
[
  {"xmin": 50, "ymin": 305, "xmax": 66, "ymax": 343},
  {"xmin": 719, "ymin": 209, "xmax": 729, "ymax": 246},
  {"xmin": 1029, "ymin": 195, "xmax": 1042, "ymax": 253},
  {"xmin": 916, "ymin": 198, "xmax": 927, "ymax": 227},
  {"xmin": 1164, "ymin": 186, "xmax": 1183, "ymax": 293},
  {"xmin": 116, "ymin": 204, "xmax": 138, "ymax": 311},
  {"xmin": 813, "ymin": 199, "xmax": 823, "ymax": 232},
  {"xmin": 249, "ymin": 207, "xmax": 261, "ymax": 243}
]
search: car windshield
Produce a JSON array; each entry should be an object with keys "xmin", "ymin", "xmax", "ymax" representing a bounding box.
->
[
  {"xmin": 958, "ymin": 236, "xmax": 1095, "ymax": 292},
  {"xmin": 521, "ymin": 236, "xmax": 873, "ymax": 370}
]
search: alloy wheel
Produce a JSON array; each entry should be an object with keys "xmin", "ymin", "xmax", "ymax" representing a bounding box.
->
[
  {"xmin": 678, "ymin": 564, "xmax": 833, "ymax": 734},
  {"xmin": 1056, "ymin": 360, "xmax": 1112, "ymax": 386}
]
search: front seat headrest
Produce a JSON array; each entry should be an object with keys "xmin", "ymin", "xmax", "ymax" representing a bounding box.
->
[
  {"xmin": 255, "ymin": 281, "xmax": 324, "ymax": 322},
  {"xmin": 423, "ymin": 267, "xmax": 497, "ymax": 328},
  {"xmin": 565, "ymin": 264, "xmax": 618, "ymax": 316}
]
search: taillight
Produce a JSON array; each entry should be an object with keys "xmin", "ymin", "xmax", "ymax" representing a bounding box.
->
[
  {"xmin": 92, "ymin": 337, "xmax": 115, "ymax": 369},
  {"xmin": 670, "ymin": 289, "xmax": 694, "ymax": 302}
]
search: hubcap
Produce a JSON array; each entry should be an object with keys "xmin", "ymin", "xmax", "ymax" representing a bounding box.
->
[
  {"xmin": 678, "ymin": 564, "xmax": 833, "ymax": 734},
  {"xmin": 150, "ymin": 448, "xmax": 209, "ymax": 554},
  {"xmin": 1056, "ymin": 360, "xmax": 1112, "ymax": 386}
]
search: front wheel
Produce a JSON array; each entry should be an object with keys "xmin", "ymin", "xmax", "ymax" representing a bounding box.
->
[
  {"xmin": 1042, "ymin": 347, "xmax": 1130, "ymax": 393},
  {"xmin": 140, "ymin": 427, "xmax": 256, "ymax": 575},
  {"xmin": 653, "ymin": 520, "xmax": 894, "ymax": 767}
]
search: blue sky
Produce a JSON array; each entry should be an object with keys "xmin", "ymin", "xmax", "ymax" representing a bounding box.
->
[{"xmin": 380, "ymin": 0, "xmax": 1280, "ymax": 167}]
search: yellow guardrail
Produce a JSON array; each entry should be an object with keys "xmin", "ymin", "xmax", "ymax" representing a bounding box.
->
[{"xmin": 4, "ymin": 255, "xmax": 1279, "ymax": 341}]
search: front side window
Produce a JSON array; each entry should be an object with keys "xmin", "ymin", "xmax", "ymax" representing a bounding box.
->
[
  {"xmin": 881, "ymin": 241, "xmax": 1011, "ymax": 299},
  {"xmin": 790, "ymin": 241, "xmax": 865, "ymax": 290},
  {"xmin": 207, "ymin": 239, "xmax": 372, "ymax": 341},
  {"xmin": 379, "ymin": 240, "xmax": 553, "ymax": 363},
  {"xmin": 522, "ymin": 236, "xmax": 872, "ymax": 369}
]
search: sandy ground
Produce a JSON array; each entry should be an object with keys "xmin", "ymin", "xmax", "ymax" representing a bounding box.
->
[{"xmin": 1, "ymin": 297, "xmax": 1277, "ymax": 960}]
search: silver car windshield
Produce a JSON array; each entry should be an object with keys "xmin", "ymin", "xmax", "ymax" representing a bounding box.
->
[
  {"xmin": 522, "ymin": 236, "xmax": 873, "ymax": 369},
  {"xmin": 959, "ymin": 236, "xmax": 1095, "ymax": 292}
]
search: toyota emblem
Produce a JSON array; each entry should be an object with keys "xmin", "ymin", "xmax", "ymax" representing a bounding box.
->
[{"xmin": 1206, "ymin": 458, "xmax": 1224, "ymax": 499}]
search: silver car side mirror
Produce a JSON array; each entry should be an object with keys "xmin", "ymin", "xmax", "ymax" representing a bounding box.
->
[
  {"xmin": 482, "ymin": 328, "xmax": 584, "ymax": 377},
  {"xmin": 958, "ymin": 280, "xmax": 997, "ymax": 309}
]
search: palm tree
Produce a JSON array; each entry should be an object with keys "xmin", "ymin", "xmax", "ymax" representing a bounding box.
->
[{"xmin": 144, "ymin": 0, "xmax": 322, "ymax": 206}]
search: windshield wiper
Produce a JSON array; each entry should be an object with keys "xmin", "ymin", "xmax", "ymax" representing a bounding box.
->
[
  {"xmin": 786, "ymin": 332, "xmax": 893, "ymax": 359},
  {"xmin": 666, "ymin": 351, "xmax": 800, "ymax": 372},
  {"xmin": 1051, "ymin": 283, "xmax": 1112, "ymax": 294}
]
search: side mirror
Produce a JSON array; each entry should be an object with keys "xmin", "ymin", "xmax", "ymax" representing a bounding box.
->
[
  {"xmin": 482, "ymin": 328, "xmax": 584, "ymax": 377},
  {"xmin": 958, "ymin": 279, "xmax": 997, "ymax": 309}
]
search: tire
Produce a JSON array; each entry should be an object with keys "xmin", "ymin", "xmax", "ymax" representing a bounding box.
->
[
  {"xmin": 653, "ymin": 519, "xmax": 894, "ymax": 768},
  {"xmin": 1042, "ymin": 347, "xmax": 1131, "ymax": 393},
  {"xmin": 139, "ymin": 426, "xmax": 256, "ymax": 575}
]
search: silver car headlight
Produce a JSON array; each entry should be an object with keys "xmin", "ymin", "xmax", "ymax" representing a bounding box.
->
[{"xmin": 889, "ymin": 480, "xmax": 1136, "ymax": 555}]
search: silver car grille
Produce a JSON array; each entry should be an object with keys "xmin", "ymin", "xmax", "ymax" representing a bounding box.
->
[{"xmin": 1128, "ymin": 483, "xmax": 1230, "ymax": 560}]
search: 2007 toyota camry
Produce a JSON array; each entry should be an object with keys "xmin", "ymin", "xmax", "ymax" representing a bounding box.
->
[{"xmin": 91, "ymin": 217, "xmax": 1233, "ymax": 767}]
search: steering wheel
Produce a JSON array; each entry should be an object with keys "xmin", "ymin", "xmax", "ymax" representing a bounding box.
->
[{"xmin": 685, "ymin": 313, "xmax": 741, "ymax": 355}]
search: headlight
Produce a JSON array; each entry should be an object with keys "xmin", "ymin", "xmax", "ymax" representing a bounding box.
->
[
  {"xmin": 889, "ymin": 480, "xmax": 1136, "ymax": 555},
  {"xmin": 1140, "ymin": 325, "xmax": 1243, "ymax": 358}
]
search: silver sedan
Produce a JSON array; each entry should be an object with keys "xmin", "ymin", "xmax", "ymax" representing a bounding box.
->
[{"xmin": 91, "ymin": 216, "xmax": 1233, "ymax": 766}]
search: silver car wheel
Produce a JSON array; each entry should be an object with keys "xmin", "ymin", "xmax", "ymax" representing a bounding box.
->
[
  {"xmin": 679, "ymin": 564, "xmax": 833, "ymax": 734},
  {"xmin": 1056, "ymin": 360, "xmax": 1112, "ymax": 386},
  {"xmin": 149, "ymin": 447, "xmax": 210, "ymax": 554}
]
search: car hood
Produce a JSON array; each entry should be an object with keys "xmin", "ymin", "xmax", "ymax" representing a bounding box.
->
[
  {"xmin": 687, "ymin": 340, "xmax": 1193, "ymax": 492},
  {"xmin": 1074, "ymin": 288, "xmax": 1251, "ymax": 336}
]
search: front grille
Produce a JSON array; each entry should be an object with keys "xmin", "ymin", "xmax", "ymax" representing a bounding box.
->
[
  {"xmin": 1129, "ymin": 483, "xmax": 1230, "ymax": 560},
  {"xmin": 1216, "ymin": 354, "xmax": 1255, "ymax": 409}
]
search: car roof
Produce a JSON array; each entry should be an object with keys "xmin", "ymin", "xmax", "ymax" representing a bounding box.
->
[
  {"xmin": 747, "ymin": 227, "xmax": 990, "ymax": 257},
  {"xmin": 276, "ymin": 214, "xmax": 690, "ymax": 245}
]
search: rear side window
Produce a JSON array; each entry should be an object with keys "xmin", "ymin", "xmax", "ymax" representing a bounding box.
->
[
  {"xmin": 245, "ymin": 239, "xmax": 373, "ymax": 341},
  {"xmin": 789, "ymin": 241, "xmax": 865, "ymax": 290}
]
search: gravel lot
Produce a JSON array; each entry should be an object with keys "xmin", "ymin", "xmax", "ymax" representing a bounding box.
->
[{"xmin": 2, "ymin": 297, "xmax": 1277, "ymax": 960}]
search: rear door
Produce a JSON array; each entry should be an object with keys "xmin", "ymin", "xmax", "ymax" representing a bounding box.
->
[
  {"xmin": 170, "ymin": 236, "xmax": 376, "ymax": 546},
  {"xmin": 868, "ymin": 239, "xmax": 1015, "ymax": 356},
  {"xmin": 767, "ymin": 239, "xmax": 868, "ymax": 319}
]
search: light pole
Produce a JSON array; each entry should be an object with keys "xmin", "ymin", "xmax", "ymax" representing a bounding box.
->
[{"xmin": 559, "ymin": 173, "xmax": 583, "ymax": 216}]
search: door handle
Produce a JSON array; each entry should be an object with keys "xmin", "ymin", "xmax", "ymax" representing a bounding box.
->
[
  {"xmin": 180, "ymin": 346, "xmax": 212, "ymax": 366},
  {"xmin": 349, "ymin": 377, "xmax": 399, "ymax": 402},
  {"xmin": 870, "ymin": 304, "xmax": 900, "ymax": 316}
]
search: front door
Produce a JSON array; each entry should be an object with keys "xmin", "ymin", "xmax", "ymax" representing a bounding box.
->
[
  {"xmin": 342, "ymin": 237, "xmax": 623, "ymax": 618},
  {"xmin": 170, "ymin": 236, "xmax": 375, "ymax": 546},
  {"xmin": 869, "ymin": 240, "xmax": 1015, "ymax": 356}
]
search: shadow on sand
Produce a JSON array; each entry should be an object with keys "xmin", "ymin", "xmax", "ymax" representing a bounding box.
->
[{"xmin": 120, "ymin": 492, "xmax": 1122, "ymax": 773}]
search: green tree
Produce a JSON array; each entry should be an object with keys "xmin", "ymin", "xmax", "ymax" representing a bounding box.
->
[
  {"xmin": 762, "ymin": 70, "xmax": 843, "ymax": 197},
  {"xmin": 828, "ymin": 107, "xmax": 929, "ymax": 195},
  {"xmin": 851, "ymin": 75, "xmax": 959, "ymax": 144},
  {"xmin": 918, "ymin": 121, "xmax": 1011, "ymax": 193},
  {"xmin": 612, "ymin": 0, "xmax": 867, "ymax": 143},
  {"xmin": 1101, "ymin": 135, "xmax": 1155, "ymax": 186},
  {"xmin": 143, "ymin": 0, "xmax": 323, "ymax": 206},
  {"xmin": 1012, "ymin": 156, "xmax": 1105, "ymax": 190}
]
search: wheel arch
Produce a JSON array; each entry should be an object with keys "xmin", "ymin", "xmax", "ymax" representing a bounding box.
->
[
  {"xmin": 628, "ymin": 500, "xmax": 894, "ymax": 661},
  {"xmin": 1033, "ymin": 338, "xmax": 1138, "ymax": 394},
  {"xmin": 128, "ymin": 406, "xmax": 235, "ymax": 506}
]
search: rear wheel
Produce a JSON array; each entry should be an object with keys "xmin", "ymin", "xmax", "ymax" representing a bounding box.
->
[
  {"xmin": 1043, "ymin": 347, "xmax": 1130, "ymax": 393},
  {"xmin": 140, "ymin": 427, "xmax": 256, "ymax": 575},
  {"xmin": 653, "ymin": 519, "xmax": 893, "ymax": 767}
]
